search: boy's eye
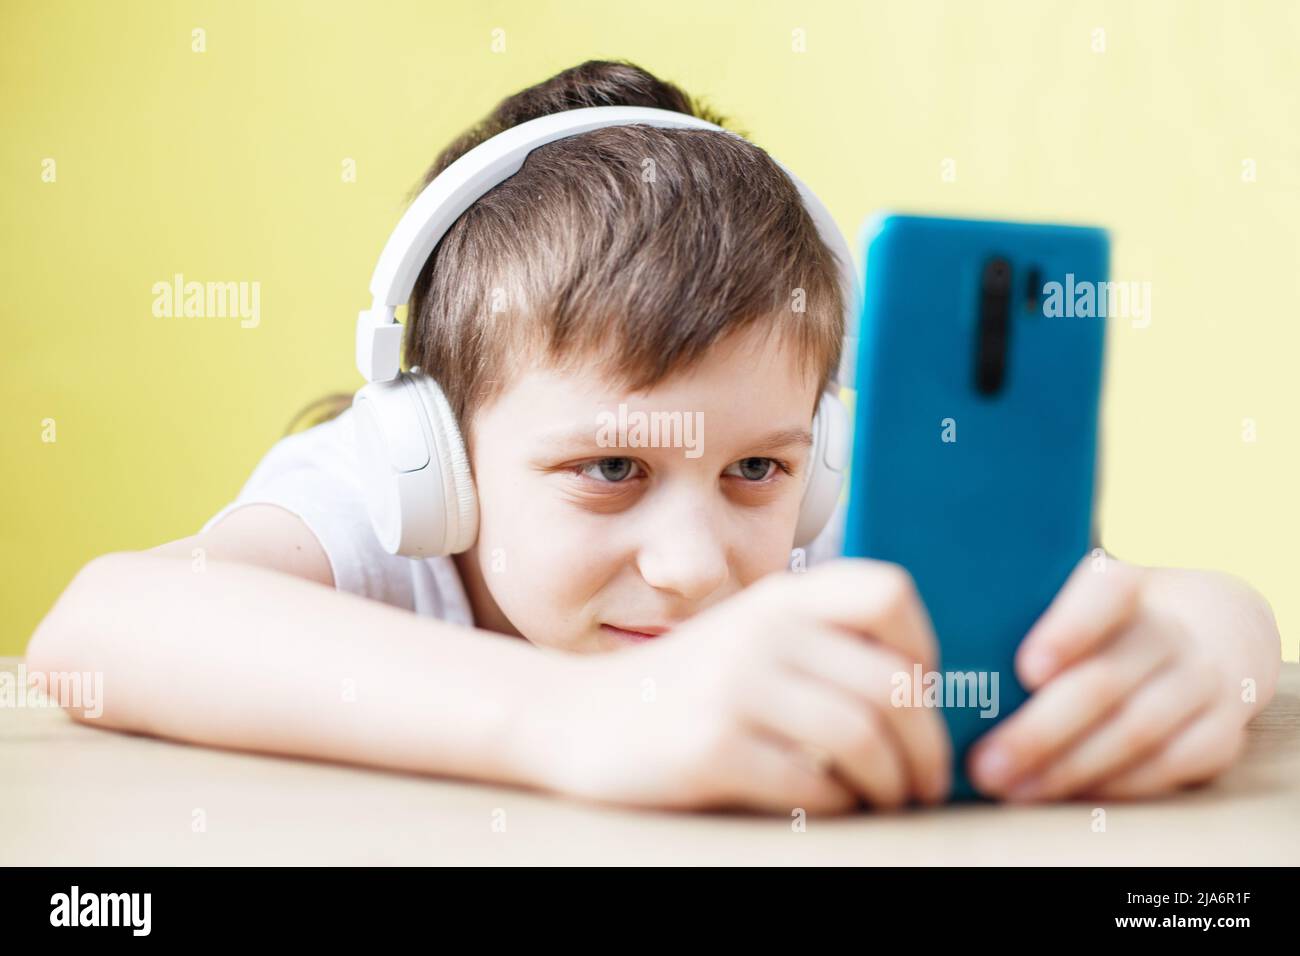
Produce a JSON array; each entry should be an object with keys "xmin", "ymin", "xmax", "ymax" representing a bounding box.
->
[
  {"xmin": 724, "ymin": 457, "xmax": 781, "ymax": 481},
  {"xmin": 578, "ymin": 457, "xmax": 643, "ymax": 483}
]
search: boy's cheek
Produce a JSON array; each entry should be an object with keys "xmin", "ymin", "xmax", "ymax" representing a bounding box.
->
[
  {"xmin": 475, "ymin": 515, "xmax": 614, "ymax": 651},
  {"xmin": 480, "ymin": 494, "xmax": 605, "ymax": 573}
]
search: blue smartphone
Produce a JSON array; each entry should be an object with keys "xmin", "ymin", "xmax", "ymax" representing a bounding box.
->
[{"xmin": 842, "ymin": 213, "xmax": 1108, "ymax": 801}]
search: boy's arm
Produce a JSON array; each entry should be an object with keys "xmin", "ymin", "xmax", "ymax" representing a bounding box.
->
[
  {"xmin": 25, "ymin": 523, "xmax": 959, "ymax": 814},
  {"xmin": 24, "ymin": 521, "xmax": 563, "ymax": 790}
]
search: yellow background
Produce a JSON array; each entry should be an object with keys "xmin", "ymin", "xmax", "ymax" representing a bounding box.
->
[{"xmin": 2, "ymin": 0, "xmax": 1297, "ymax": 659}]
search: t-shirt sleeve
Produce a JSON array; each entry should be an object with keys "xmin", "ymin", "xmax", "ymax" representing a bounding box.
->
[{"xmin": 199, "ymin": 408, "xmax": 473, "ymax": 624}]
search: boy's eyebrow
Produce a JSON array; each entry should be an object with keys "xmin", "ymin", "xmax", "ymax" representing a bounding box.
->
[{"xmin": 747, "ymin": 426, "xmax": 815, "ymax": 453}]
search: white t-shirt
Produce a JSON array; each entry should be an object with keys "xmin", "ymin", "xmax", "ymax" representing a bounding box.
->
[{"xmin": 201, "ymin": 407, "xmax": 847, "ymax": 624}]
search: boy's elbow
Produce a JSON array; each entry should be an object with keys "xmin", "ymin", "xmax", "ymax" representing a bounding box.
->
[{"xmin": 26, "ymin": 551, "xmax": 134, "ymax": 676}]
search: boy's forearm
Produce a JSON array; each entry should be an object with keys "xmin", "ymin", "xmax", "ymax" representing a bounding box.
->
[
  {"xmin": 25, "ymin": 552, "xmax": 566, "ymax": 790},
  {"xmin": 1141, "ymin": 564, "xmax": 1283, "ymax": 719}
]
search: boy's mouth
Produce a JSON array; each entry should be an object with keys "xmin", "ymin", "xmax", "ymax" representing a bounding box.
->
[{"xmin": 600, "ymin": 624, "xmax": 672, "ymax": 642}]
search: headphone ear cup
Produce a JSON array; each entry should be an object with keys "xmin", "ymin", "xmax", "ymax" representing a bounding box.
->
[
  {"xmin": 407, "ymin": 373, "xmax": 478, "ymax": 555},
  {"xmin": 793, "ymin": 390, "xmax": 851, "ymax": 548},
  {"xmin": 351, "ymin": 372, "xmax": 478, "ymax": 557}
]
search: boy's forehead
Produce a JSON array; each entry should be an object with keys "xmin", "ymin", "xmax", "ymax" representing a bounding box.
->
[
  {"xmin": 467, "ymin": 321, "xmax": 824, "ymax": 449},
  {"xmin": 523, "ymin": 344, "xmax": 812, "ymax": 410},
  {"xmin": 484, "ymin": 348, "xmax": 818, "ymax": 455},
  {"xmin": 540, "ymin": 321, "xmax": 815, "ymax": 398}
]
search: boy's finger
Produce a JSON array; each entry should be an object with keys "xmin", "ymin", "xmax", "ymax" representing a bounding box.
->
[
  {"xmin": 1080, "ymin": 707, "xmax": 1245, "ymax": 801},
  {"xmin": 740, "ymin": 667, "xmax": 910, "ymax": 810},
  {"xmin": 774, "ymin": 559, "xmax": 940, "ymax": 672},
  {"xmin": 968, "ymin": 622, "xmax": 1175, "ymax": 795},
  {"xmin": 719, "ymin": 732, "xmax": 860, "ymax": 816},
  {"xmin": 1002, "ymin": 666, "xmax": 1211, "ymax": 802},
  {"xmin": 1015, "ymin": 554, "xmax": 1146, "ymax": 688},
  {"xmin": 782, "ymin": 630, "xmax": 952, "ymax": 804}
]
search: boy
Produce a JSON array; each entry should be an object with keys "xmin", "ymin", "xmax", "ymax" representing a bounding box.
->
[{"xmin": 26, "ymin": 61, "xmax": 1282, "ymax": 814}]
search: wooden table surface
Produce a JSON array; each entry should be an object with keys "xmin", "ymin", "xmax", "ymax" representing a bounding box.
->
[{"xmin": 3, "ymin": 658, "xmax": 1297, "ymax": 865}]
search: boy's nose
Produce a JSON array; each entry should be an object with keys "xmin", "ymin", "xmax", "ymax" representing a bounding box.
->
[{"xmin": 635, "ymin": 516, "xmax": 729, "ymax": 602}]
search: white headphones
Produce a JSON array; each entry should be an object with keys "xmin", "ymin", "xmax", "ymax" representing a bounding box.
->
[{"xmin": 352, "ymin": 106, "xmax": 860, "ymax": 558}]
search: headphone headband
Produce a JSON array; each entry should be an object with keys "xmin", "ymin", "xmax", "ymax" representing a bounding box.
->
[{"xmin": 356, "ymin": 105, "xmax": 859, "ymax": 388}]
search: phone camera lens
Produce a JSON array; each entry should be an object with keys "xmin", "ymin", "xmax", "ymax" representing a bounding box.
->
[{"xmin": 974, "ymin": 256, "xmax": 1013, "ymax": 395}]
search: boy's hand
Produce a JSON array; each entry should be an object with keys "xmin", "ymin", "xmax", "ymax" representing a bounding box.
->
[
  {"xmin": 519, "ymin": 559, "xmax": 952, "ymax": 815},
  {"xmin": 967, "ymin": 554, "xmax": 1250, "ymax": 802}
]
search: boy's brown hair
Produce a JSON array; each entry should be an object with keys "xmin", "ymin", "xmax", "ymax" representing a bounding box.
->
[{"xmin": 292, "ymin": 60, "xmax": 844, "ymax": 437}]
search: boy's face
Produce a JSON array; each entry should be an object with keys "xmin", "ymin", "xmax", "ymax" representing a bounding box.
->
[{"xmin": 459, "ymin": 324, "xmax": 821, "ymax": 653}]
